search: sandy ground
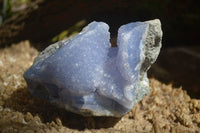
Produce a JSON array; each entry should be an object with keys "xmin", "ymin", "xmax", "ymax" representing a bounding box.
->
[{"xmin": 0, "ymin": 41, "xmax": 200, "ymax": 133}]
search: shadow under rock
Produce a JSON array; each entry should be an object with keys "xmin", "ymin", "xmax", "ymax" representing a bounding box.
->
[
  {"xmin": 4, "ymin": 87, "xmax": 121, "ymax": 130},
  {"xmin": 149, "ymin": 47, "xmax": 200, "ymax": 99}
]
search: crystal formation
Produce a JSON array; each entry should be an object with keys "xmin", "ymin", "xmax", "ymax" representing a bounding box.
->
[{"xmin": 24, "ymin": 19, "xmax": 162, "ymax": 117}]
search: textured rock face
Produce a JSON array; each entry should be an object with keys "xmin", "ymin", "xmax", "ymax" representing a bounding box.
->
[{"xmin": 24, "ymin": 19, "xmax": 162, "ymax": 117}]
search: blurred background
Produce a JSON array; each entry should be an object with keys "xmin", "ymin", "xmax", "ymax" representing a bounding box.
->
[{"xmin": 0, "ymin": 0, "xmax": 200, "ymax": 98}]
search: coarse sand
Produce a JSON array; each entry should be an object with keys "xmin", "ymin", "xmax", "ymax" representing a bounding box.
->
[{"xmin": 0, "ymin": 41, "xmax": 200, "ymax": 133}]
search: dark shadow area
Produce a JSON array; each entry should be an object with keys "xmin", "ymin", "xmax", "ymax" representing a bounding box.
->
[
  {"xmin": 1, "ymin": 0, "xmax": 200, "ymax": 49},
  {"xmin": 3, "ymin": 87, "xmax": 121, "ymax": 130},
  {"xmin": 149, "ymin": 47, "xmax": 200, "ymax": 98}
]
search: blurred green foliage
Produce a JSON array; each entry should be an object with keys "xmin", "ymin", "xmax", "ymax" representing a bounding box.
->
[
  {"xmin": 51, "ymin": 20, "xmax": 87, "ymax": 43},
  {"xmin": 10, "ymin": 0, "xmax": 31, "ymax": 8},
  {"xmin": 0, "ymin": 0, "xmax": 11, "ymax": 25},
  {"xmin": 0, "ymin": 0, "xmax": 30, "ymax": 26}
]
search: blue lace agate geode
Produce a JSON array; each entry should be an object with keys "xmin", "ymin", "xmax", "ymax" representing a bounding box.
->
[{"xmin": 24, "ymin": 19, "xmax": 162, "ymax": 117}]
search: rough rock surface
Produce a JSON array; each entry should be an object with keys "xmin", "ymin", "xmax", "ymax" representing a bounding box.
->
[
  {"xmin": 0, "ymin": 41, "xmax": 200, "ymax": 132},
  {"xmin": 23, "ymin": 20, "xmax": 162, "ymax": 117}
]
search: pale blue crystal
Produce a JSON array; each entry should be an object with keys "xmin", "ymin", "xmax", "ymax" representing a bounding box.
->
[{"xmin": 24, "ymin": 19, "xmax": 162, "ymax": 117}]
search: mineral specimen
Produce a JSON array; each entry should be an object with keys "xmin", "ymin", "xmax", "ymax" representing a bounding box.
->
[{"xmin": 24, "ymin": 19, "xmax": 162, "ymax": 117}]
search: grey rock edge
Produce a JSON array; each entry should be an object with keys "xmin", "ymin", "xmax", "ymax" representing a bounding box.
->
[{"xmin": 24, "ymin": 19, "xmax": 162, "ymax": 117}]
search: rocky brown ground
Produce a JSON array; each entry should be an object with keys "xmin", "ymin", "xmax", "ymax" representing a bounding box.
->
[{"xmin": 0, "ymin": 41, "xmax": 200, "ymax": 133}]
